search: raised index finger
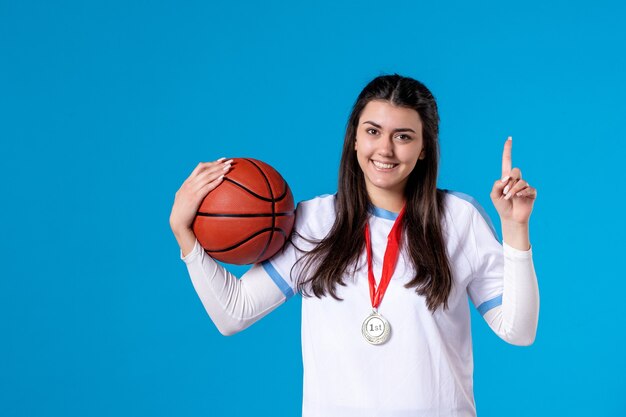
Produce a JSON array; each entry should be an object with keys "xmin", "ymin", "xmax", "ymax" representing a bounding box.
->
[{"xmin": 501, "ymin": 136, "xmax": 512, "ymax": 178}]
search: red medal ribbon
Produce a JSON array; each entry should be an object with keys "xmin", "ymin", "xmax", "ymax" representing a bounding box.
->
[{"xmin": 364, "ymin": 205, "xmax": 406, "ymax": 310}]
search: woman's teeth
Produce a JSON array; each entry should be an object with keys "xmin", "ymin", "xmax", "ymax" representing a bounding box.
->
[{"xmin": 372, "ymin": 160, "xmax": 397, "ymax": 169}]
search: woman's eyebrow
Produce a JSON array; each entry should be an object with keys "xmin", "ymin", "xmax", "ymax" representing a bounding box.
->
[{"xmin": 362, "ymin": 120, "xmax": 416, "ymax": 133}]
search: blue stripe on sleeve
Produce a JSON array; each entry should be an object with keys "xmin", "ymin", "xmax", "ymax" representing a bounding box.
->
[
  {"xmin": 442, "ymin": 189, "xmax": 499, "ymax": 241},
  {"xmin": 477, "ymin": 293, "xmax": 503, "ymax": 315},
  {"xmin": 261, "ymin": 260, "xmax": 295, "ymax": 300}
]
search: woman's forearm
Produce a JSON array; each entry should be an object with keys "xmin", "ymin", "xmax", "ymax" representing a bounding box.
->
[
  {"xmin": 501, "ymin": 220, "xmax": 531, "ymax": 251},
  {"xmin": 483, "ymin": 243, "xmax": 540, "ymax": 346}
]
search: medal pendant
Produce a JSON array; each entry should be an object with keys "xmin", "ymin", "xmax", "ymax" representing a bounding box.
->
[{"xmin": 361, "ymin": 309, "xmax": 391, "ymax": 345}]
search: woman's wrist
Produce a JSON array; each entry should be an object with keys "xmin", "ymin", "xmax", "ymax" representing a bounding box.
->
[
  {"xmin": 172, "ymin": 226, "xmax": 198, "ymax": 258},
  {"xmin": 501, "ymin": 220, "xmax": 530, "ymax": 251}
]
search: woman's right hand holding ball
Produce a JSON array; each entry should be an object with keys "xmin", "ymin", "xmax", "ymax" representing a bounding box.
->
[{"xmin": 169, "ymin": 158, "xmax": 233, "ymax": 255}]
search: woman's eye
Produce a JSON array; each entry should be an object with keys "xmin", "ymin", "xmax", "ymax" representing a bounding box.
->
[
  {"xmin": 396, "ymin": 134, "xmax": 411, "ymax": 141},
  {"xmin": 366, "ymin": 128, "xmax": 378, "ymax": 135}
]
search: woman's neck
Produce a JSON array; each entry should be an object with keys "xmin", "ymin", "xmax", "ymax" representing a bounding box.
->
[{"xmin": 367, "ymin": 189, "xmax": 405, "ymax": 213}]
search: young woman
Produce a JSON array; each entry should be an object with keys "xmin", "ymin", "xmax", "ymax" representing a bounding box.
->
[{"xmin": 169, "ymin": 74, "xmax": 539, "ymax": 417}]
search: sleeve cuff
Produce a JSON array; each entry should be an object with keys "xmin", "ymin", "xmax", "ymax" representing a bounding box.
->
[
  {"xmin": 503, "ymin": 241, "xmax": 533, "ymax": 259},
  {"xmin": 180, "ymin": 238, "xmax": 203, "ymax": 263}
]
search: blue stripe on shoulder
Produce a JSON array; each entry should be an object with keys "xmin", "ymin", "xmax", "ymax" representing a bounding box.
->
[
  {"xmin": 368, "ymin": 205, "xmax": 399, "ymax": 220},
  {"xmin": 477, "ymin": 293, "xmax": 503, "ymax": 315},
  {"xmin": 261, "ymin": 260, "xmax": 295, "ymax": 300},
  {"xmin": 442, "ymin": 189, "xmax": 499, "ymax": 241}
]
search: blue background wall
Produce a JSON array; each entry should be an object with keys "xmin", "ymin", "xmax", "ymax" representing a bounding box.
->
[{"xmin": 1, "ymin": 0, "xmax": 624, "ymax": 415}]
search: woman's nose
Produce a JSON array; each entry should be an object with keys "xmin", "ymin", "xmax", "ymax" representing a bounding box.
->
[{"xmin": 377, "ymin": 137, "xmax": 394, "ymax": 156}]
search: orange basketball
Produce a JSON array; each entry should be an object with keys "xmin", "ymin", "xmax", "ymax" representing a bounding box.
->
[{"xmin": 192, "ymin": 158, "xmax": 296, "ymax": 265}]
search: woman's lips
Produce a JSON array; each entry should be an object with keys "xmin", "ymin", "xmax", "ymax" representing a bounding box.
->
[{"xmin": 371, "ymin": 160, "xmax": 398, "ymax": 170}]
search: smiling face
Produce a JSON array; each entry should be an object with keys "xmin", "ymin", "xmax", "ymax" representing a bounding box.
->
[{"xmin": 354, "ymin": 100, "xmax": 425, "ymax": 211}]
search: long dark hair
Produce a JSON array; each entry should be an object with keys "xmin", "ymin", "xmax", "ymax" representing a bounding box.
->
[{"xmin": 292, "ymin": 73, "xmax": 452, "ymax": 313}]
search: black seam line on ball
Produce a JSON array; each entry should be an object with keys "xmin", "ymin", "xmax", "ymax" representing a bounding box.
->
[
  {"xmin": 196, "ymin": 212, "xmax": 294, "ymax": 218},
  {"xmin": 245, "ymin": 158, "xmax": 275, "ymax": 263},
  {"xmin": 206, "ymin": 228, "xmax": 288, "ymax": 253},
  {"xmin": 221, "ymin": 167, "xmax": 289, "ymax": 202},
  {"xmin": 222, "ymin": 172, "xmax": 288, "ymax": 202},
  {"xmin": 221, "ymin": 177, "xmax": 274, "ymax": 201},
  {"xmin": 273, "ymin": 179, "xmax": 288, "ymax": 201},
  {"xmin": 272, "ymin": 172, "xmax": 288, "ymax": 201}
]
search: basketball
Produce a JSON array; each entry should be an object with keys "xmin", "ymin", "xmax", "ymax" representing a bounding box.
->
[{"xmin": 192, "ymin": 158, "xmax": 296, "ymax": 265}]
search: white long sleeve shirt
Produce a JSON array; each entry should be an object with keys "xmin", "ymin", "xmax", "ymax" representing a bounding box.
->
[{"xmin": 180, "ymin": 191, "xmax": 540, "ymax": 417}]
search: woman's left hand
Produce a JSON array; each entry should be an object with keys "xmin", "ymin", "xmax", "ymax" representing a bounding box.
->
[{"xmin": 490, "ymin": 137, "xmax": 538, "ymax": 224}]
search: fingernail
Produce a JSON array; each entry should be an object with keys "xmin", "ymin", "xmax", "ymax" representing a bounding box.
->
[
  {"xmin": 217, "ymin": 157, "xmax": 226, "ymax": 162},
  {"xmin": 501, "ymin": 176, "xmax": 510, "ymax": 183},
  {"xmin": 505, "ymin": 192, "xmax": 512, "ymax": 200},
  {"xmin": 218, "ymin": 174, "xmax": 224, "ymax": 180},
  {"xmin": 503, "ymin": 185, "xmax": 510, "ymax": 194},
  {"xmin": 508, "ymin": 136, "xmax": 512, "ymax": 141},
  {"xmin": 223, "ymin": 164, "xmax": 231, "ymax": 171},
  {"xmin": 224, "ymin": 159, "xmax": 234, "ymax": 164},
  {"xmin": 516, "ymin": 192, "xmax": 523, "ymax": 197}
]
